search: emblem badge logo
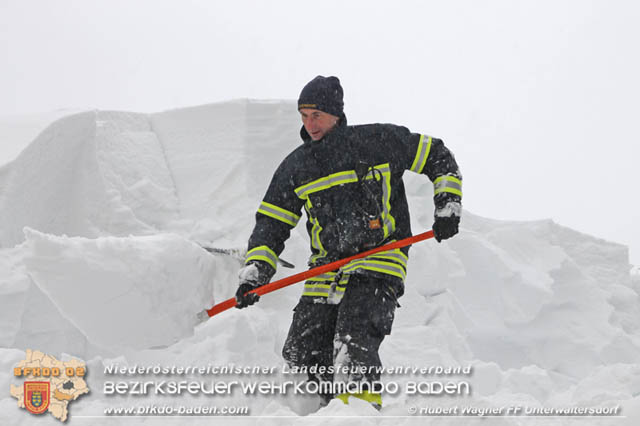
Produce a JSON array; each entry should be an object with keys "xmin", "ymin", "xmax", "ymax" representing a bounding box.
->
[{"xmin": 24, "ymin": 381, "xmax": 50, "ymax": 415}]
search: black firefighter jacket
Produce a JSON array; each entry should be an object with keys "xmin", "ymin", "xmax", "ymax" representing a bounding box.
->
[{"xmin": 245, "ymin": 118, "xmax": 462, "ymax": 301}]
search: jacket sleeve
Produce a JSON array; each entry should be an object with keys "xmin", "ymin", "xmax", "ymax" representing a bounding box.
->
[
  {"xmin": 244, "ymin": 156, "xmax": 305, "ymax": 284},
  {"xmin": 398, "ymin": 130, "xmax": 463, "ymax": 210}
]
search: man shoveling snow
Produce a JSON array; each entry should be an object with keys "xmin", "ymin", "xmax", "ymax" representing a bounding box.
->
[{"xmin": 235, "ymin": 76, "xmax": 462, "ymax": 408}]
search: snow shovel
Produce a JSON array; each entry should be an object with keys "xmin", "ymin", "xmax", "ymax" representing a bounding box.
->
[
  {"xmin": 197, "ymin": 230, "xmax": 434, "ymax": 321},
  {"xmin": 199, "ymin": 245, "xmax": 295, "ymax": 268}
]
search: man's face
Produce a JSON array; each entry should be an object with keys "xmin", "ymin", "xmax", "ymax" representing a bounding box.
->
[{"xmin": 300, "ymin": 108, "xmax": 339, "ymax": 141}]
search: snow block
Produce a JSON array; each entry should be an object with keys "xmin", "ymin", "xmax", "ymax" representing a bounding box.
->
[{"xmin": 22, "ymin": 228, "xmax": 216, "ymax": 351}]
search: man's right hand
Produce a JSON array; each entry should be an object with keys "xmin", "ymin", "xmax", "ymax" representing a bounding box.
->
[
  {"xmin": 235, "ymin": 263, "xmax": 262, "ymax": 309},
  {"xmin": 235, "ymin": 283, "xmax": 260, "ymax": 309}
]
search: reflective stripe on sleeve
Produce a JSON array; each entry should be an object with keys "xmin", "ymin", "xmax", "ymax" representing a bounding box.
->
[
  {"xmin": 410, "ymin": 135, "xmax": 433, "ymax": 174},
  {"xmin": 434, "ymin": 175, "xmax": 462, "ymax": 197},
  {"xmin": 245, "ymin": 245, "xmax": 278, "ymax": 270},
  {"xmin": 257, "ymin": 201, "xmax": 301, "ymax": 227}
]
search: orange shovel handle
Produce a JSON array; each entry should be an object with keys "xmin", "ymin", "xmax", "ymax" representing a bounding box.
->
[{"xmin": 205, "ymin": 230, "xmax": 434, "ymax": 317}]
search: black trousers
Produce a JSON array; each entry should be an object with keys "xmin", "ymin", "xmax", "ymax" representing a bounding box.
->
[{"xmin": 282, "ymin": 274, "xmax": 397, "ymax": 391}]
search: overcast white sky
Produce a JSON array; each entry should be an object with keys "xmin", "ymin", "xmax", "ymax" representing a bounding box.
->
[{"xmin": 1, "ymin": 0, "xmax": 639, "ymax": 266}]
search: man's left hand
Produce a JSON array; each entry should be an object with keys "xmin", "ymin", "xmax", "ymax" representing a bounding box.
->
[{"xmin": 433, "ymin": 215, "xmax": 460, "ymax": 242}]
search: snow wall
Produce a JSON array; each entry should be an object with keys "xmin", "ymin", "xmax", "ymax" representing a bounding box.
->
[{"xmin": 1, "ymin": 100, "xmax": 639, "ymax": 425}]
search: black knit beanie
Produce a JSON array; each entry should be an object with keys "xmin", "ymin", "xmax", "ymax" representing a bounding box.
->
[{"xmin": 297, "ymin": 76, "xmax": 344, "ymax": 117}]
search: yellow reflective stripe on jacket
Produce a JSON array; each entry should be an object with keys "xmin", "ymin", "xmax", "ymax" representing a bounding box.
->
[
  {"xmin": 245, "ymin": 245, "xmax": 278, "ymax": 270},
  {"xmin": 368, "ymin": 252, "xmax": 408, "ymax": 270},
  {"xmin": 302, "ymin": 272, "xmax": 349, "ymax": 298},
  {"xmin": 302, "ymin": 283, "xmax": 331, "ymax": 297},
  {"xmin": 305, "ymin": 198, "xmax": 328, "ymax": 264},
  {"xmin": 363, "ymin": 164, "xmax": 395, "ymax": 238},
  {"xmin": 341, "ymin": 259, "xmax": 406, "ymax": 280},
  {"xmin": 295, "ymin": 170, "xmax": 359, "ymax": 200},
  {"xmin": 257, "ymin": 201, "xmax": 301, "ymax": 227},
  {"xmin": 305, "ymin": 272, "xmax": 338, "ymax": 295},
  {"xmin": 410, "ymin": 135, "xmax": 433, "ymax": 174},
  {"xmin": 433, "ymin": 175, "xmax": 462, "ymax": 197},
  {"xmin": 340, "ymin": 246, "xmax": 408, "ymax": 281},
  {"xmin": 302, "ymin": 283, "xmax": 347, "ymax": 297},
  {"xmin": 305, "ymin": 272, "xmax": 338, "ymax": 282}
]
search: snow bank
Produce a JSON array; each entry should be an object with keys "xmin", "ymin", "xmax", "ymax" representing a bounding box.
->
[
  {"xmin": 20, "ymin": 228, "xmax": 227, "ymax": 353},
  {"xmin": 437, "ymin": 215, "xmax": 637, "ymax": 376},
  {"xmin": 0, "ymin": 100, "xmax": 301, "ymax": 248},
  {"xmin": 0, "ymin": 110, "xmax": 178, "ymax": 248}
]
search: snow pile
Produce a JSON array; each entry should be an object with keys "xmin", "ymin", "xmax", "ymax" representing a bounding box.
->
[
  {"xmin": 21, "ymin": 228, "xmax": 223, "ymax": 352},
  {"xmin": 0, "ymin": 111, "xmax": 179, "ymax": 247},
  {"xmin": 0, "ymin": 101, "xmax": 300, "ymax": 247},
  {"xmin": 1, "ymin": 101, "xmax": 639, "ymax": 424},
  {"xmin": 435, "ymin": 214, "xmax": 638, "ymax": 376}
]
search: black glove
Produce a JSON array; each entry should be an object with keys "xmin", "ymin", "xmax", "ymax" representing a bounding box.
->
[
  {"xmin": 234, "ymin": 262, "xmax": 273, "ymax": 309},
  {"xmin": 235, "ymin": 283, "xmax": 260, "ymax": 309},
  {"xmin": 433, "ymin": 215, "xmax": 460, "ymax": 242}
]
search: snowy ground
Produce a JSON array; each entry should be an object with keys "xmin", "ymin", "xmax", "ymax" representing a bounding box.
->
[{"xmin": 1, "ymin": 101, "xmax": 639, "ymax": 425}]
